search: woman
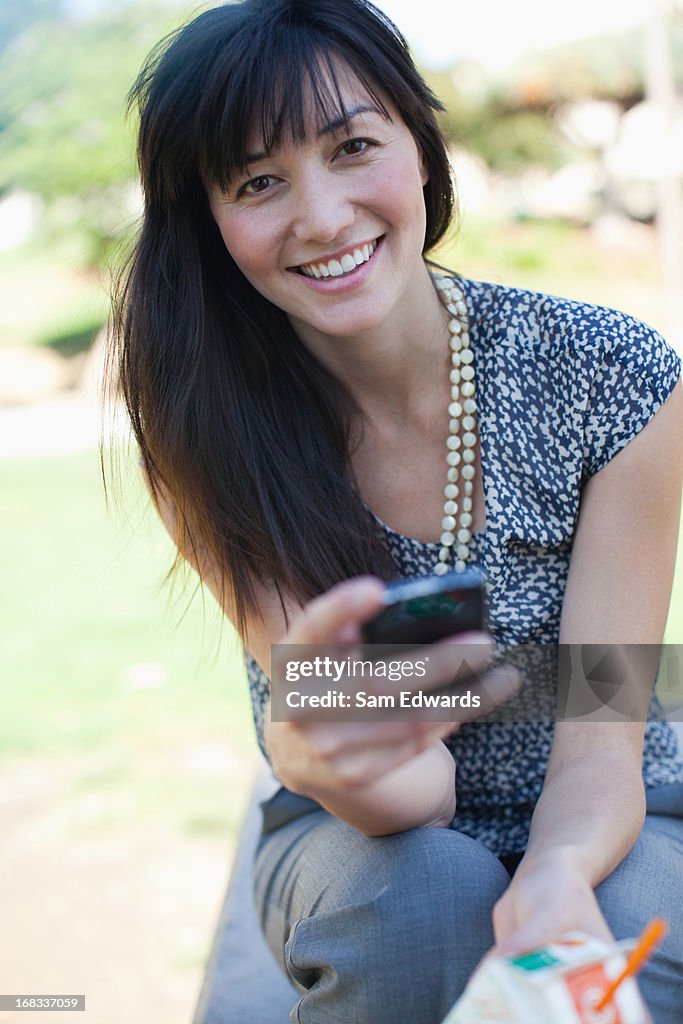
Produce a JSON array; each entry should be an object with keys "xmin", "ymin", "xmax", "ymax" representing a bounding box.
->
[{"xmin": 111, "ymin": 0, "xmax": 683, "ymax": 1020}]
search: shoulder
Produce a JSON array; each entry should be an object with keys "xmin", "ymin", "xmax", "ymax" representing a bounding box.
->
[{"xmin": 462, "ymin": 276, "xmax": 680, "ymax": 382}]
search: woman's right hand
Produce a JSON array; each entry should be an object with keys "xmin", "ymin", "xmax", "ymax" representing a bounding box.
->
[{"xmin": 265, "ymin": 576, "xmax": 519, "ymax": 802}]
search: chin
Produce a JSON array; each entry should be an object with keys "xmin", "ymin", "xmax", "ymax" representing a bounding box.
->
[{"xmin": 324, "ymin": 314, "xmax": 385, "ymax": 338}]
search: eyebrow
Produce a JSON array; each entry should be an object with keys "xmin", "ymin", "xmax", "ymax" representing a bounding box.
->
[{"xmin": 244, "ymin": 104, "xmax": 385, "ymax": 165}]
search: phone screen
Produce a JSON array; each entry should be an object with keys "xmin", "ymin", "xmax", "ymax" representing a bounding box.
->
[{"xmin": 361, "ymin": 571, "xmax": 485, "ymax": 650}]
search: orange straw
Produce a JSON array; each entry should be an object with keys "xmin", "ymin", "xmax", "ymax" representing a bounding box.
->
[{"xmin": 594, "ymin": 918, "xmax": 668, "ymax": 1013}]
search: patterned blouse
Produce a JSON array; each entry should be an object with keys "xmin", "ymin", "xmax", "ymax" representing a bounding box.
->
[{"xmin": 246, "ymin": 277, "xmax": 683, "ymax": 856}]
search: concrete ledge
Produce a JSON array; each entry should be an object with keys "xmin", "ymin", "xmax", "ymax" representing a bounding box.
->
[{"xmin": 192, "ymin": 769, "xmax": 295, "ymax": 1024}]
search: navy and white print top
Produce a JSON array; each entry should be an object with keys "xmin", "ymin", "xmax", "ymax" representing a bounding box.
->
[{"xmin": 246, "ymin": 277, "xmax": 683, "ymax": 856}]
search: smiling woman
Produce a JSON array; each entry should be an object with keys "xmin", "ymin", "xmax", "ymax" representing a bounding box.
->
[
  {"xmin": 207, "ymin": 77, "xmax": 430, "ymax": 341},
  {"xmin": 108, "ymin": 1, "xmax": 683, "ymax": 1022}
]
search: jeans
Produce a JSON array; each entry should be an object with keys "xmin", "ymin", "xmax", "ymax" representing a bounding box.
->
[{"xmin": 253, "ymin": 785, "xmax": 683, "ymax": 1024}]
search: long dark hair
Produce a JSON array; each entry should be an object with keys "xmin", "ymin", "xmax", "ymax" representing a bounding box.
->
[{"xmin": 110, "ymin": 0, "xmax": 456, "ymax": 640}]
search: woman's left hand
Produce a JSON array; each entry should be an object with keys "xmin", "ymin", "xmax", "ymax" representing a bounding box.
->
[{"xmin": 492, "ymin": 854, "xmax": 614, "ymax": 956}]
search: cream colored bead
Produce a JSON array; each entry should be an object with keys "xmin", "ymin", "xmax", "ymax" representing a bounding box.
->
[
  {"xmin": 464, "ymin": 399, "xmax": 477, "ymax": 414},
  {"xmin": 463, "ymin": 431, "xmax": 476, "ymax": 448},
  {"xmin": 455, "ymin": 559, "xmax": 467, "ymax": 573},
  {"xmin": 436, "ymin": 278, "xmax": 451, "ymax": 291},
  {"xmin": 447, "ymin": 450, "xmax": 461, "ymax": 467},
  {"xmin": 461, "ymin": 382, "xmax": 475, "ymax": 398},
  {"xmin": 462, "ymin": 496, "xmax": 472, "ymax": 511},
  {"xmin": 449, "ymin": 371, "xmax": 461, "ymax": 388},
  {"xmin": 463, "ymin": 415, "xmax": 476, "ymax": 431},
  {"xmin": 444, "ymin": 500, "xmax": 458, "ymax": 515},
  {"xmin": 457, "ymin": 528, "xmax": 471, "ymax": 544},
  {"xmin": 448, "ymin": 320, "xmax": 462, "ymax": 334},
  {"xmin": 447, "ymin": 435, "xmax": 461, "ymax": 450},
  {"xmin": 445, "ymin": 483, "xmax": 459, "ymax": 498},
  {"xmin": 457, "ymin": 543, "xmax": 470, "ymax": 560},
  {"xmin": 451, "ymin": 385, "xmax": 461, "ymax": 401},
  {"xmin": 434, "ymin": 562, "xmax": 449, "ymax": 575},
  {"xmin": 462, "ymin": 448, "xmax": 475, "ymax": 463},
  {"xmin": 450, "ymin": 351, "xmax": 461, "ymax": 367},
  {"xmin": 464, "ymin": 479, "xmax": 474, "ymax": 494},
  {"xmin": 442, "ymin": 515, "xmax": 456, "ymax": 531},
  {"xmin": 448, "ymin": 401, "xmax": 461, "ymax": 417},
  {"xmin": 462, "ymin": 464, "xmax": 475, "ymax": 480},
  {"xmin": 460, "ymin": 511, "xmax": 473, "ymax": 528},
  {"xmin": 447, "ymin": 468, "xmax": 459, "ymax": 483},
  {"xmin": 441, "ymin": 531, "xmax": 455, "ymax": 546},
  {"xmin": 460, "ymin": 349, "xmax": 474, "ymax": 364},
  {"xmin": 439, "ymin": 546, "xmax": 451, "ymax": 562},
  {"xmin": 449, "ymin": 336, "xmax": 462, "ymax": 352},
  {"xmin": 449, "ymin": 418, "xmax": 460, "ymax": 433},
  {"xmin": 461, "ymin": 365, "xmax": 475, "ymax": 382}
]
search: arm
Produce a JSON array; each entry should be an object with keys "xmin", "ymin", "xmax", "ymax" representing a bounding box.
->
[
  {"xmin": 494, "ymin": 381, "xmax": 683, "ymax": 952},
  {"xmin": 143, "ymin": 472, "xmax": 468, "ymax": 835}
]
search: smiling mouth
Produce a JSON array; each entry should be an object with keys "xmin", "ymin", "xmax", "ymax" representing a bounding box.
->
[{"xmin": 295, "ymin": 237, "xmax": 382, "ymax": 280}]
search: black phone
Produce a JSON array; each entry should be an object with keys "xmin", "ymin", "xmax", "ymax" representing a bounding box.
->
[{"xmin": 360, "ymin": 568, "xmax": 486, "ymax": 654}]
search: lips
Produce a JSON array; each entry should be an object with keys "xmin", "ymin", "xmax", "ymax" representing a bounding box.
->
[{"xmin": 295, "ymin": 238, "xmax": 381, "ymax": 279}]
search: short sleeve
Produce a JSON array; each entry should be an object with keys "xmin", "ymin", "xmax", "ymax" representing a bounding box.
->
[{"xmin": 582, "ymin": 313, "xmax": 681, "ymax": 479}]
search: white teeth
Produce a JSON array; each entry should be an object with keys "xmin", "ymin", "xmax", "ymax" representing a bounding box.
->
[{"xmin": 299, "ymin": 238, "xmax": 379, "ymax": 279}]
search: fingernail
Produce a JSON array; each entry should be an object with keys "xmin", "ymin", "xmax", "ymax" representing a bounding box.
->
[
  {"xmin": 351, "ymin": 581, "xmax": 384, "ymax": 608},
  {"xmin": 459, "ymin": 631, "xmax": 490, "ymax": 644}
]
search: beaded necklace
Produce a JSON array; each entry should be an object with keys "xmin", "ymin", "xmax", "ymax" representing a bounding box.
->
[{"xmin": 432, "ymin": 274, "xmax": 477, "ymax": 575}]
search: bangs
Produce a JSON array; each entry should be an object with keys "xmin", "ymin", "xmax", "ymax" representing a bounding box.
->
[{"xmin": 196, "ymin": 30, "xmax": 390, "ymax": 192}]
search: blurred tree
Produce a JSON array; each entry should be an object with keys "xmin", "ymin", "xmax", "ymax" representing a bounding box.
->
[
  {"xmin": 0, "ymin": 0, "xmax": 61, "ymax": 54},
  {"xmin": 427, "ymin": 23, "xmax": 683, "ymax": 173},
  {"xmin": 426, "ymin": 68, "xmax": 575, "ymax": 172},
  {"xmin": 0, "ymin": 1, "xmax": 187, "ymax": 264}
]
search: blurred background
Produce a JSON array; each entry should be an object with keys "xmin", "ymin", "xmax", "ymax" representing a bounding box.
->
[{"xmin": 1, "ymin": 0, "xmax": 682, "ymax": 1021}]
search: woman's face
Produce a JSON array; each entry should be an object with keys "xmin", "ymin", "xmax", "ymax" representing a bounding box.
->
[{"xmin": 207, "ymin": 65, "xmax": 429, "ymax": 344}]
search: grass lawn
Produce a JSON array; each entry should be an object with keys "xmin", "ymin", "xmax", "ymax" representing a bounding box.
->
[{"xmin": 0, "ymin": 449, "xmax": 256, "ymax": 836}]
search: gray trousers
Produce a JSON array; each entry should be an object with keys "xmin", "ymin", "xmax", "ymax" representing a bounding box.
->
[{"xmin": 253, "ymin": 785, "xmax": 683, "ymax": 1024}]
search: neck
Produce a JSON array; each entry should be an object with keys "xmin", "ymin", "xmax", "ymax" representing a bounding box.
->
[{"xmin": 289, "ymin": 261, "xmax": 451, "ymax": 425}]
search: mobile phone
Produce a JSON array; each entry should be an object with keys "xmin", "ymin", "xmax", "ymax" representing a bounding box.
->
[{"xmin": 360, "ymin": 568, "xmax": 486, "ymax": 654}]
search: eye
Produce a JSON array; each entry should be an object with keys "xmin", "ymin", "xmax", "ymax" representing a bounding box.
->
[
  {"xmin": 238, "ymin": 175, "xmax": 277, "ymax": 196},
  {"xmin": 339, "ymin": 138, "xmax": 375, "ymax": 157}
]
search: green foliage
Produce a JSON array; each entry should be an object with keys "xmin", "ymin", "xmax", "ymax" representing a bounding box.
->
[
  {"xmin": 502, "ymin": 32, "xmax": 645, "ymax": 105},
  {"xmin": 427, "ymin": 68, "xmax": 573, "ymax": 172},
  {"xmin": 0, "ymin": 0, "xmax": 61, "ymax": 55},
  {"xmin": 0, "ymin": 2, "xmax": 189, "ymax": 262},
  {"xmin": 463, "ymin": 107, "xmax": 572, "ymax": 172}
]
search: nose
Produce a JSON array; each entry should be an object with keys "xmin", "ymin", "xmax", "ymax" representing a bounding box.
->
[{"xmin": 290, "ymin": 170, "xmax": 355, "ymax": 244}]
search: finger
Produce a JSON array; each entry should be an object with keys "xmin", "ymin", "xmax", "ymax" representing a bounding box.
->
[
  {"xmin": 363, "ymin": 633, "xmax": 494, "ymax": 696},
  {"xmin": 452, "ymin": 664, "xmax": 522, "ymax": 723},
  {"xmin": 305, "ymin": 718, "xmax": 456, "ymax": 757},
  {"xmin": 324, "ymin": 725, "xmax": 455, "ymax": 787},
  {"xmin": 290, "ymin": 576, "xmax": 386, "ymax": 645}
]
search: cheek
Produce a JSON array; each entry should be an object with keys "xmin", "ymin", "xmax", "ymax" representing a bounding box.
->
[
  {"xmin": 213, "ymin": 209, "xmax": 276, "ymax": 280},
  {"xmin": 377, "ymin": 161, "xmax": 427, "ymax": 235}
]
